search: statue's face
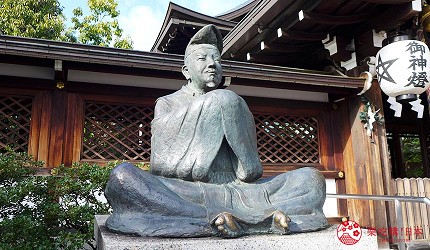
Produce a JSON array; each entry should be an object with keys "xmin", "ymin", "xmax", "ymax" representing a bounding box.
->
[{"xmin": 183, "ymin": 45, "xmax": 222, "ymax": 91}]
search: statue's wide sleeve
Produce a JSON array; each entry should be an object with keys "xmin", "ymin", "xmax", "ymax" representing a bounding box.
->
[
  {"xmin": 150, "ymin": 94, "xmax": 224, "ymax": 181},
  {"xmin": 150, "ymin": 89, "xmax": 262, "ymax": 182}
]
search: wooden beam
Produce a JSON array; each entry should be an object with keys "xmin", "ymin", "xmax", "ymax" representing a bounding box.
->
[
  {"xmin": 262, "ymin": 169, "xmax": 343, "ymax": 179},
  {"xmin": 276, "ymin": 28, "xmax": 327, "ymax": 41},
  {"xmin": 246, "ymin": 52, "xmax": 308, "ymax": 64},
  {"xmin": 367, "ymin": 2, "xmax": 421, "ymax": 32},
  {"xmin": 33, "ymin": 165, "xmax": 342, "ymax": 179},
  {"xmin": 260, "ymin": 41, "xmax": 322, "ymax": 53},
  {"xmin": 328, "ymin": 216, "xmax": 348, "ymax": 224},
  {"xmin": 179, "ymin": 25, "xmax": 196, "ymax": 39},
  {"xmin": 299, "ymin": 10, "xmax": 372, "ymax": 25}
]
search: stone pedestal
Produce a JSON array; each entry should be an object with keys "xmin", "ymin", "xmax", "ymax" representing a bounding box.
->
[
  {"xmin": 95, "ymin": 215, "xmax": 378, "ymax": 250},
  {"xmin": 406, "ymin": 239, "xmax": 430, "ymax": 249}
]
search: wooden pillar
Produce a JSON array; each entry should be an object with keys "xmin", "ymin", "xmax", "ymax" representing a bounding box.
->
[
  {"xmin": 426, "ymin": 90, "xmax": 430, "ymax": 177},
  {"xmin": 342, "ymin": 83, "xmax": 392, "ymax": 248},
  {"xmin": 420, "ymin": 89, "xmax": 430, "ymax": 178},
  {"xmin": 392, "ymin": 131, "xmax": 405, "ymax": 178},
  {"xmin": 330, "ymin": 101, "xmax": 350, "ymax": 216},
  {"xmin": 29, "ymin": 90, "xmax": 53, "ymax": 165},
  {"xmin": 47, "ymin": 90, "xmax": 67, "ymax": 167},
  {"xmin": 62, "ymin": 93, "xmax": 85, "ymax": 166},
  {"xmin": 28, "ymin": 90, "xmax": 84, "ymax": 167},
  {"xmin": 418, "ymin": 118, "xmax": 430, "ymax": 177}
]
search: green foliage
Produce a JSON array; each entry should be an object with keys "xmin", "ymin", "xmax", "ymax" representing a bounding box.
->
[
  {"xmin": 401, "ymin": 136, "xmax": 425, "ymax": 178},
  {"xmin": 0, "ymin": 149, "xmax": 114, "ymax": 250},
  {"xmin": 0, "ymin": 149, "xmax": 51, "ymax": 250},
  {"xmin": 359, "ymin": 96, "xmax": 384, "ymax": 126},
  {"xmin": 1, "ymin": 173, "xmax": 46, "ymax": 248},
  {"xmin": 68, "ymin": 0, "xmax": 133, "ymax": 49},
  {"xmin": 0, "ymin": 0, "xmax": 133, "ymax": 49},
  {"xmin": 50, "ymin": 162, "xmax": 114, "ymax": 249},
  {"xmin": 0, "ymin": 0, "xmax": 65, "ymax": 40}
]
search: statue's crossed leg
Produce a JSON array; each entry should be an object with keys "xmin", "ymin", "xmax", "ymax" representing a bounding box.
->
[{"xmin": 212, "ymin": 210, "xmax": 291, "ymax": 238}]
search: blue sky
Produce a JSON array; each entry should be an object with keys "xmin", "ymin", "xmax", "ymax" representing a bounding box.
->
[{"xmin": 58, "ymin": 0, "xmax": 248, "ymax": 51}]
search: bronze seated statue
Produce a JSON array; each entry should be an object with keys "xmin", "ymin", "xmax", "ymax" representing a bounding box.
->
[{"xmin": 104, "ymin": 24, "xmax": 328, "ymax": 238}]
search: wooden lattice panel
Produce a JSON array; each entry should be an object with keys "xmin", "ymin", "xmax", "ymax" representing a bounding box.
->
[
  {"xmin": 82, "ymin": 102, "xmax": 153, "ymax": 161},
  {"xmin": 254, "ymin": 114, "xmax": 319, "ymax": 164},
  {"xmin": 393, "ymin": 178, "xmax": 430, "ymax": 240},
  {"xmin": 0, "ymin": 95, "xmax": 33, "ymax": 153}
]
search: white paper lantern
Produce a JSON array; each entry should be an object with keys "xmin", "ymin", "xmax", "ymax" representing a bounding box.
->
[{"xmin": 375, "ymin": 36, "xmax": 430, "ymax": 102}]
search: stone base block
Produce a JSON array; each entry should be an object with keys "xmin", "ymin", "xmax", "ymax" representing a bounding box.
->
[
  {"xmin": 95, "ymin": 215, "xmax": 378, "ymax": 250},
  {"xmin": 406, "ymin": 239, "xmax": 430, "ymax": 249}
]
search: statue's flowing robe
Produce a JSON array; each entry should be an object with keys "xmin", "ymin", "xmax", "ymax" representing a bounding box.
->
[
  {"xmin": 105, "ymin": 87, "xmax": 328, "ymax": 237},
  {"xmin": 150, "ymin": 87, "xmax": 262, "ymax": 183}
]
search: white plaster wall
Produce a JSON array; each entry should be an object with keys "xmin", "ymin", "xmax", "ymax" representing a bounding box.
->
[
  {"xmin": 0, "ymin": 63, "xmax": 54, "ymax": 80},
  {"xmin": 0, "ymin": 64, "xmax": 329, "ymax": 102},
  {"xmin": 68, "ymin": 70, "xmax": 329, "ymax": 102},
  {"xmin": 323, "ymin": 179, "xmax": 338, "ymax": 217}
]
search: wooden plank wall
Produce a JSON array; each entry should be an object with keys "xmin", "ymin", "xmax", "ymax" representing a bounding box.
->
[
  {"xmin": 392, "ymin": 178, "xmax": 430, "ymax": 240},
  {"xmin": 28, "ymin": 90, "xmax": 84, "ymax": 167},
  {"xmin": 330, "ymin": 97, "xmax": 350, "ymax": 217},
  {"xmin": 339, "ymin": 83, "xmax": 392, "ymax": 248}
]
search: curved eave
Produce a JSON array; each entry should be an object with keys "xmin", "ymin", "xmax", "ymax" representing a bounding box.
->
[
  {"xmin": 221, "ymin": 0, "xmax": 419, "ymax": 70},
  {"xmin": 215, "ymin": 0, "xmax": 259, "ymax": 22},
  {"xmin": 151, "ymin": 2, "xmax": 236, "ymax": 52},
  {"xmin": 0, "ymin": 35, "xmax": 363, "ymax": 91},
  {"xmin": 222, "ymin": 0, "xmax": 322, "ymax": 59}
]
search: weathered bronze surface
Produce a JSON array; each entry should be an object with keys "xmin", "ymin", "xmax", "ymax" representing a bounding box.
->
[{"xmin": 104, "ymin": 24, "xmax": 328, "ymax": 238}]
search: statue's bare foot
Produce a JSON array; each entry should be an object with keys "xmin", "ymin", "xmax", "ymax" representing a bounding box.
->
[
  {"xmin": 213, "ymin": 212, "xmax": 242, "ymax": 238},
  {"xmin": 272, "ymin": 210, "xmax": 291, "ymax": 234}
]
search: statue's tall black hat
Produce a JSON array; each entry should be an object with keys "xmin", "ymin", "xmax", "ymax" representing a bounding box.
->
[{"xmin": 184, "ymin": 24, "xmax": 223, "ymax": 59}]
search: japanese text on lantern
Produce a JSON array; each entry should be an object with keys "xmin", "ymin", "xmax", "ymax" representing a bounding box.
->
[{"xmin": 406, "ymin": 41, "xmax": 428, "ymax": 88}]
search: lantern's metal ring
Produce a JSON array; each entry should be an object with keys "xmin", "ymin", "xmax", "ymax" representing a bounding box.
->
[
  {"xmin": 382, "ymin": 35, "xmax": 413, "ymax": 46},
  {"xmin": 396, "ymin": 94, "xmax": 418, "ymax": 103}
]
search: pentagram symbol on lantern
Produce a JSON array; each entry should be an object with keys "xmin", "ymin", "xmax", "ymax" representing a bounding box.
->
[{"xmin": 375, "ymin": 55, "xmax": 398, "ymax": 84}]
